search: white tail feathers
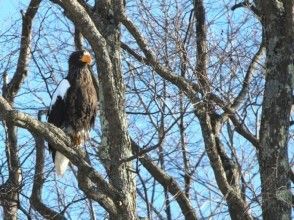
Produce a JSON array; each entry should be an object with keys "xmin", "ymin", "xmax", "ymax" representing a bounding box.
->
[{"xmin": 55, "ymin": 151, "xmax": 70, "ymax": 176}]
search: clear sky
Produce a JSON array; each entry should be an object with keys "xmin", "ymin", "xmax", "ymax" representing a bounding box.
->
[{"xmin": 0, "ymin": 1, "xmax": 24, "ymax": 23}]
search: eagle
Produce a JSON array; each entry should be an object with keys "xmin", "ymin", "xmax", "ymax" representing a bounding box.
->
[{"xmin": 48, "ymin": 50, "xmax": 98, "ymax": 176}]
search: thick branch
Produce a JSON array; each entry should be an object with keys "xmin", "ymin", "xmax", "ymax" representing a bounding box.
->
[
  {"xmin": 229, "ymin": 113, "xmax": 259, "ymax": 148},
  {"xmin": 232, "ymin": 38, "xmax": 265, "ymax": 109},
  {"xmin": 77, "ymin": 170, "xmax": 118, "ymax": 215},
  {"xmin": 4, "ymin": 0, "xmax": 41, "ymax": 102},
  {"xmin": 121, "ymin": 15, "xmax": 197, "ymax": 98},
  {"xmin": 0, "ymin": 96, "xmax": 119, "ymax": 212},
  {"xmin": 194, "ymin": 0, "xmax": 209, "ymax": 92},
  {"xmin": 131, "ymin": 140, "xmax": 198, "ymax": 220},
  {"xmin": 231, "ymin": 1, "xmax": 261, "ymax": 18},
  {"xmin": 198, "ymin": 114, "xmax": 253, "ymax": 220},
  {"xmin": 31, "ymin": 111, "xmax": 65, "ymax": 220},
  {"xmin": 74, "ymin": 27, "xmax": 83, "ymax": 51},
  {"xmin": 208, "ymin": 95, "xmax": 259, "ymax": 148}
]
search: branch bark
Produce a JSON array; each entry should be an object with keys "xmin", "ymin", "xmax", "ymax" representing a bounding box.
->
[
  {"xmin": 30, "ymin": 110, "xmax": 66, "ymax": 220},
  {"xmin": 121, "ymin": 14, "xmax": 198, "ymax": 98},
  {"xmin": 0, "ymin": 96, "xmax": 120, "ymax": 216},
  {"xmin": 193, "ymin": 0, "xmax": 209, "ymax": 92},
  {"xmin": 4, "ymin": 0, "xmax": 41, "ymax": 102},
  {"xmin": 131, "ymin": 140, "xmax": 198, "ymax": 220},
  {"xmin": 257, "ymin": 1, "xmax": 293, "ymax": 219},
  {"xmin": 197, "ymin": 113, "xmax": 253, "ymax": 220}
]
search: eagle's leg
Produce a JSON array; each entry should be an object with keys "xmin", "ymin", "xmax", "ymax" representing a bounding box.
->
[
  {"xmin": 68, "ymin": 129, "xmax": 88, "ymax": 147},
  {"xmin": 72, "ymin": 134, "xmax": 82, "ymax": 146},
  {"xmin": 74, "ymin": 132, "xmax": 88, "ymax": 146}
]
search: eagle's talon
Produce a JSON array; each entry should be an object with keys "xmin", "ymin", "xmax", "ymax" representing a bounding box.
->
[{"xmin": 72, "ymin": 135, "xmax": 81, "ymax": 146}]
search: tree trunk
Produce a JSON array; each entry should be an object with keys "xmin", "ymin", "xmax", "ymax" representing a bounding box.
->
[
  {"xmin": 94, "ymin": 2, "xmax": 137, "ymax": 219},
  {"xmin": 257, "ymin": 1, "xmax": 293, "ymax": 219}
]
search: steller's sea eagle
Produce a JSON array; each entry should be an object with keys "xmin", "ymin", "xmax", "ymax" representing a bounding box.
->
[{"xmin": 47, "ymin": 50, "xmax": 98, "ymax": 176}]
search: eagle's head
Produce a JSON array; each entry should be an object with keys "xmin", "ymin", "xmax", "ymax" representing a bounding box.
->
[{"xmin": 69, "ymin": 50, "xmax": 92, "ymax": 67}]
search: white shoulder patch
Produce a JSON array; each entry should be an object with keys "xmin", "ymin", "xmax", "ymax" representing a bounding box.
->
[{"xmin": 50, "ymin": 79, "xmax": 70, "ymax": 109}]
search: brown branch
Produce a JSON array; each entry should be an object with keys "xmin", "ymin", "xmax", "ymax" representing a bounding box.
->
[
  {"xmin": 77, "ymin": 170, "xmax": 118, "ymax": 215},
  {"xmin": 30, "ymin": 110, "xmax": 65, "ymax": 220},
  {"xmin": 198, "ymin": 115, "xmax": 253, "ymax": 220},
  {"xmin": 215, "ymin": 135, "xmax": 241, "ymax": 189},
  {"xmin": 4, "ymin": 0, "xmax": 41, "ymax": 102},
  {"xmin": 0, "ymin": 96, "xmax": 119, "ymax": 214},
  {"xmin": 228, "ymin": 113, "xmax": 259, "ymax": 148},
  {"xmin": 121, "ymin": 42, "xmax": 148, "ymax": 64},
  {"xmin": 191, "ymin": 11, "xmax": 251, "ymax": 217},
  {"xmin": 231, "ymin": 1, "xmax": 261, "ymax": 18},
  {"xmin": 121, "ymin": 14, "xmax": 198, "ymax": 99},
  {"xmin": 208, "ymin": 94, "xmax": 259, "ymax": 149},
  {"xmin": 74, "ymin": 27, "xmax": 83, "ymax": 51},
  {"xmin": 231, "ymin": 38, "xmax": 265, "ymax": 109},
  {"xmin": 193, "ymin": 0, "xmax": 210, "ymax": 92},
  {"xmin": 131, "ymin": 140, "xmax": 198, "ymax": 220}
]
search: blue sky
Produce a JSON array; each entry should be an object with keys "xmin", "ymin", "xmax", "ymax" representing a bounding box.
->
[{"xmin": 0, "ymin": 1, "xmax": 25, "ymax": 23}]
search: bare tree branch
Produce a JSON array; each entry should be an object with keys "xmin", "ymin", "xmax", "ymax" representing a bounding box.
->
[
  {"xmin": 74, "ymin": 27, "xmax": 83, "ymax": 51},
  {"xmin": 229, "ymin": 113, "xmax": 259, "ymax": 148},
  {"xmin": 121, "ymin": 14, "xmax": 198, "ymax": 98},
  {"xmin": 193, "ymin": 0, "xmax": 209, "ymax": 92},
  {"xmin": 131, "ymin": 140, "xmax": 198, "ymax": 220},
  {"xmin": 232, "ymin": 37, "xmax": 265, "ymax": 109},
  {"xmin": 4, "ymin": 0, "xmax": 41, "ymax": 102},
  {"xmin": 77, "ymin": 170, "xmax": 118, "ymax": 216},
  {"xmin": 30, "ymin": 110, "xmax": 66, "ymax": 220},
  {"xmin": 0, "ymin": 96, "xmax": 120, "ymax": 211},
  {"xmin": 121, "ymin": 42, "xmax": 148, "ymax": 64},
  {"xmin": 231, "ymin": 1, "xmax": 261, "ymax": 18}
]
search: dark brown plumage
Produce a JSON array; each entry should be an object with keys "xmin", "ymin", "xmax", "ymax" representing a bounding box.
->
[{"xmin": 47, "ymin": 50, "xmax": 98, "ymax": 175}]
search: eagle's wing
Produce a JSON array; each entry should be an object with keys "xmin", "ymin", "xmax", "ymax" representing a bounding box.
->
[
  {"xmin": 48, "ymin": 79, "xmax": 70, "ymax": 127},
  {"xmin": 47, "ymin": 79, "xmax": 70, "ymax": 163}
]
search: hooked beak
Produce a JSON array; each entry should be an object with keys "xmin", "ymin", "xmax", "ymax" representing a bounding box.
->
[{"xmin": 80, "ymin": 52, "xmax": 92, "ymax": 64}]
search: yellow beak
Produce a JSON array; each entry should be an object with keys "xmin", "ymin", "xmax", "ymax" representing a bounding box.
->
[{"xmin": 80, "ymin": 53, "xmax": 92, "ymax": 64}]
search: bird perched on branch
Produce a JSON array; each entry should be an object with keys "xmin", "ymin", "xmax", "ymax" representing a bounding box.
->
[{"xmin": 47, "ymin": 50, "xmax": 98, "ymax": 176}]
